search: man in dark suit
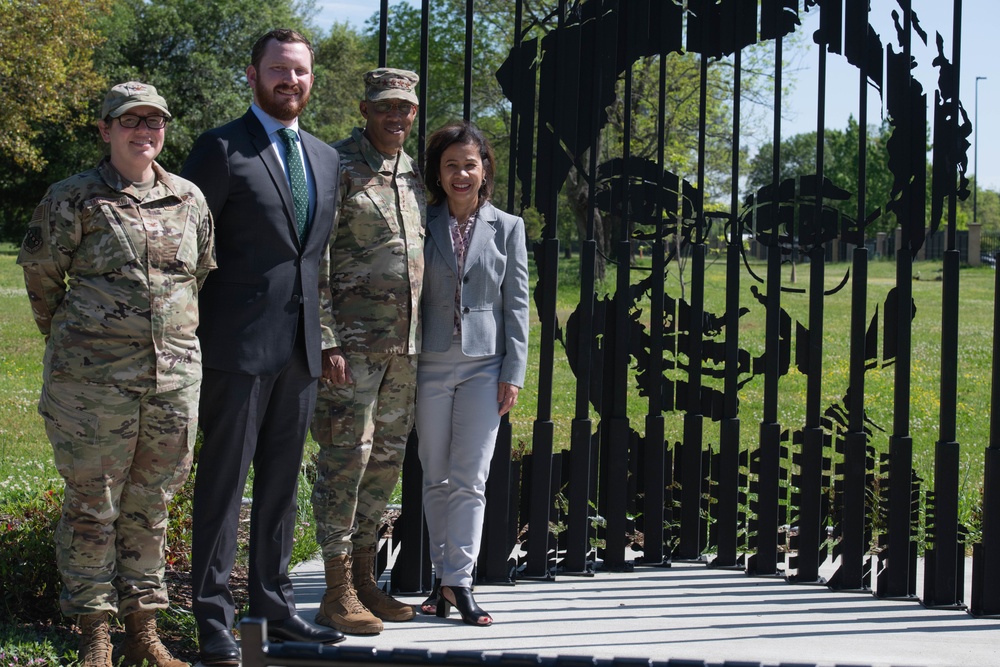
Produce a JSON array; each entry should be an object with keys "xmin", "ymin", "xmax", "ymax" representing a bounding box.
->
[{"xmin": 181, "ymin": 28, "xmax": 345, "ymax": 665}]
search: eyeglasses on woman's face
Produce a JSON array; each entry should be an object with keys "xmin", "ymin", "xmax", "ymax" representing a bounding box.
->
[{"xmin": 114, "ymin": 114, "xmax": 169, "ymax": 129}]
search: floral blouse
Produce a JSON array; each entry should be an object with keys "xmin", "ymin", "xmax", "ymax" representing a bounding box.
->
[{"xmin": 449, "ymin": 210, "xmax": 477, "ymax": 335}]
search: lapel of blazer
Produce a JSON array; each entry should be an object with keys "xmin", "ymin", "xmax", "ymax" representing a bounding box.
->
[
  {"xmin": 428, "ymin": 203, "xmax": 459, "ymax": 275},
  {"xmin": 463, "ymin": 203, "xmax": 498, "ymax": 276},
  {"xmin": 244, "ymin": 111, "xmax": 298, "ymax": 242},
  {"xmin": 300, "ymin": 130, "xmax": 333, "ymax": 253}
]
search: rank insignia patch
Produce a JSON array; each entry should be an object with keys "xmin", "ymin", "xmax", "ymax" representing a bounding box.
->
[{"xmin": 22, "ymin": 226, "xmax": 44, "ymax": 254}]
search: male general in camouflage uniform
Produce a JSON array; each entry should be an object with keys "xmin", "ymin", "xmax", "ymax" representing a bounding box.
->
[
  {"xmin": 310, "ymin": 68, "xmax": 425, "ymax": 635},
  {"xmin": 17, "ymin": 82, "xmax": 216, "ymax": 667}
]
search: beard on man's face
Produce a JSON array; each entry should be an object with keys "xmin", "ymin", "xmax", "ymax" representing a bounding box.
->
[{"xmin": 255, "ymin": 80, "xmax": 310, "ymax": 121}]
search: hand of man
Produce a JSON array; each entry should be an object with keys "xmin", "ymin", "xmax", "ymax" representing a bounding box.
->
[
  {"xmin": 322, "ymin": 347, "xmax": 353, "ymax": 385},
  {"xmin": 498, "ymin": 382, "xmax": 519, "ymax": 417}
]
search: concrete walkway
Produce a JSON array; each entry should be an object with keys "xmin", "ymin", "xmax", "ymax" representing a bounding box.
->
[{"xmin": 274, "ymin": 557, "xmax": 1000, "ymax": 667}]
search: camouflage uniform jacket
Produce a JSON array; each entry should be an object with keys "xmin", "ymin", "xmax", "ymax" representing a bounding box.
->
[
  {"xmin": 321, "ymin": 127, "xmax": 425, "ymax": 354},
  {"xmin": 17, "ymin": 158, "xmax": 217, "ymax": 393}
]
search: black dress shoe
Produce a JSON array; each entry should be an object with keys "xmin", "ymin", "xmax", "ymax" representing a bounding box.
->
[
  {"xmin": 200, "ymin": 629, "xmax": 241, "ymax": 666},
  {"xmin": 267, "ymin": 614, "xmax": 346, "ymax": 645}
]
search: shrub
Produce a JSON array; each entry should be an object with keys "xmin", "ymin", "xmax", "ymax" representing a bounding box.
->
[
  {"xmin": 0, "ymin": 622, "xmax": 77, "ymax": 667},
  {"xmin": 165, "ymin": 464, "xmax": 195, "ymax": 572},
  {"xmin": 0, "ymin": 451, "xmax": 322, "ymax": 631},
  {"xmin": 0, "ymin": 489, "xmax": 63, "ymax": 624},
  {"xmin": 292, "ymin": 452, "xmax": 320, "ymax": 566}
]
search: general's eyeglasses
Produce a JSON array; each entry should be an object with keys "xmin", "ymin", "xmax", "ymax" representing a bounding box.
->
[
  {"xmin": 114, "ymin": 114, "xmax": 169, "ymax": 129},
  {"xmin": 371, "ymin": 101, "xmax": 415, "ymax": 115}
]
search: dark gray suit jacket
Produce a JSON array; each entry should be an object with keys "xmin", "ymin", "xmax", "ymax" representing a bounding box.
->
[{"xmin": 182, "ymin": 109, "xmax": 339, "ymax": 377}]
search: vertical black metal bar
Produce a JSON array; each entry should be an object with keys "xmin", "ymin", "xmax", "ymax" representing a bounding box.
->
[
  {"xmin": 971, "ymin": 247, "xmax": 1000, "ymax": 616},
  {"xmin": 564, "ymin": 4, "xmax": 601, "ymax": 575},
  {"xmin": 605, "ymin": 287, "xmax": 631, "ymax": 569},
  {"xmin": 485, "ymin": 0, "xmax": 524, "ymax": 583},
  {"xmin": 882, "ymin": 0, "xmax": 916, "ymax": 600},
  {"xmin": 392, "ymin": 432, "xmax": 430, "ymax": 592},
  {"xmin": 712, "ymin": 0, "xmax": 744, "ymax": 569},
  {"xmin": 643, "ymin": 242, "xmax": 666, "ymax": 563},
  {"xmin": 838, "ymin": 258, "xmax": 869, "ymax": 589},
  {"xmin": 605, "ymin": 9, "xmax": 633, "ymax": 567},
  {"xmin": 378, "ymin": 0, "xmax": 388, "ymax": 67},
  {"xmin": 642, "ymin": 37, "xmax": 669, "ymax": 568},
  {"xmin": 401, "ymin": 0, "xmax": 434, "ymax": 594},
  {"xmin": 524, "ymin": 0, "xmax": 565, "ymax": 580},
  {"xmin": 926, "ymin": 0, "xmax": 963, "ymax": 609},
  {"xmin": 506, "ymin": 0, "xmax": 522, "ymax": 215},
  {"xmin": 417, "ymin": 0, "xmax": 430, "ymax": 170},
  {"xmin": 751, "ymin": 7, "xmax": 784, "ymax": 578},
  {"xmin": 525, "ymin": 235, "xmax": 558, "ymax": 579},
  {"xmin": 795, "ymin": 39, "xmax": 828, "ymax": 586},
  {"xmin": 463, "ymin": 0, "xmax": 473, "ymax": 121},
  {"xmin": 833, "ymin": 0, "xmax": 871, "ymax": 593},
  {"xmin": 946, "ymin": 0, "xmax": 961, "ymax": 256},
  {"xmin": 481, "ymin": 424, "xmax": 514, "ymax": 583},
  {"xmin": 677, "ymin": 46, "xmax": 709, "ymax": 562}
]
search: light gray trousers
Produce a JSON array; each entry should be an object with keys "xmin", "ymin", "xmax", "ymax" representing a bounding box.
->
[{"xmin": 415, "ymin": 337, "xmax": 503, "ymax": 588}]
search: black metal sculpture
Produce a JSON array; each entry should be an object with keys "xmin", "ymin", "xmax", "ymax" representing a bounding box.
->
[{"xmin": 379, "ymin": 0, "xmax": 996, "ymax": 621}]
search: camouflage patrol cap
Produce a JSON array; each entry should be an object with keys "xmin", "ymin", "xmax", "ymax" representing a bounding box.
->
[
  {"xmin": 100, "ymin": 81, "xmax": 172, "ymax": 120},
  {"xmin": 363, "ymin": 68, "xmax": 419, "ymax": 105}
]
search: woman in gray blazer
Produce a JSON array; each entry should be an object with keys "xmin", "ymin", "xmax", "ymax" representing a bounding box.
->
[{"xmin": 416, "ymin": 122, "xmax": 530, "ymax": 626}]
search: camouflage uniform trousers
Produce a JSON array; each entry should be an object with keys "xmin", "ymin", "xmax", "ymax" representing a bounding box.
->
[
  {"xmin": 39, "ymin": 379, "xmax": 198, "ymax": 617},
  {"xmin": 310, "ymin": 351, "xmax": 417, "ymax": 560}
]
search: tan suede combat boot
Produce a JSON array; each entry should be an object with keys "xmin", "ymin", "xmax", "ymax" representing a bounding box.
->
[
  {"xmin": 76, "ymin": 612, "xmax": 113, "ymax": 667},
  {"xmin": 122, "ymin": 609, "xmax": 188, "ymax": 667},
  {"xmin": 352, "ymin": 548, "xmax": 415, "ymax": 622},
  {"xmin": 315, "ymin": 554, "xmax": 383, "ymax": 634}
]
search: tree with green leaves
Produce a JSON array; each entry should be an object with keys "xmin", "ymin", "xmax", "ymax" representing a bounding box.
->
[
  {"xmin": 525, "ymin": 12, "xmax": 777, "ymax": 280},
  {"xmin": 0, "ymin": 0, "xmax": 113, "ymax": 241},
  {"xmin": 964, "ymin": 180, "xmax": 1000, "ymax": 231},
  {"xmin": 93, "ymin": 0, "xmax": 315, "ymax": 169},
  {"xmin": 744, "ymin": 117, "xmax": 898, "ymax": 236},
  {"xmin": 370, "ymin": 0, "xmax": 517, "ymax": 191},
  {"xmin": 0, "ymin": 0, "xmax": 111, "ymax": 171},
  {"xmin": 0, "ymin": 0, "xmax": 347, "ymax": 243},
  {"xmin": 308, "ymin": 22, "xmax": 375, "ymax": 144}
]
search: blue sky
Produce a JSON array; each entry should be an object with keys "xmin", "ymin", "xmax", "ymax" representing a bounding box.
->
[
  {"xmin": 316, "ymin": 0, "xmax": 998, "ymax": 191},
  {"xmin": 790, "ymin": 0, "xmax": 998, "ymax": 192},
  {"xmin": 313, "ymin": 1, "xmax": 383, "ymax": 29}
]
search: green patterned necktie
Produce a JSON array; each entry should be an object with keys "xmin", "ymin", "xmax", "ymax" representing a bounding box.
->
[{"xmin": 278, "ymin": 127, "xmax": 309, "ymax": 242}]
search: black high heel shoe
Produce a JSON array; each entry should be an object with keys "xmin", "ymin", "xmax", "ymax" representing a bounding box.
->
[
  {"xmin": 420, "ymin": 578, "xmax": 442, "ymax": 615},
  {"xmin": 436, "ymin": 585, "xmax": 493, "ymax": 626}
]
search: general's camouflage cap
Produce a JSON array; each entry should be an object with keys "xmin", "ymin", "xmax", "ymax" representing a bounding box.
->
[
  {"xmin": 364, "ymin": 68, "xmax": 419, "ymax": 105},
  {"xmin": 100, "ymin": 81, "xmax": 172, "ymax": 120}
]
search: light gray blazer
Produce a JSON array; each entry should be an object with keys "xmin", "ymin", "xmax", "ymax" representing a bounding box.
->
[{"xmin": 421, "ymin": 201, "xmax": 530, "ymax": 387}]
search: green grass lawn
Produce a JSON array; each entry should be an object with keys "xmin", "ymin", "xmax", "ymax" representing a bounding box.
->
[
  {"xmin": 0, "ymin": 245, "xmax": 54, "ymax": 498},
  {"xmin": 2, "ymin": 243, "xmax": 996, "ymax": 521},
  {"xmin": 512, "ymin": 248, "xmax": 995, "ymax": 519}
]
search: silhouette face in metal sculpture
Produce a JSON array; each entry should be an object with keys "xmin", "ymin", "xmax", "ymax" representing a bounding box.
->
[
  {"xmin": 496, "ymin": 0, "xmax": 969, "ymax": 415},
  {"xmin": 496, "ymin": 0, "xmax": 969, "ymax": 574}
]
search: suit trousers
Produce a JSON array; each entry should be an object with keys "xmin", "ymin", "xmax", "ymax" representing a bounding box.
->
[
  {"xmin": 415, "ymin": 336, "xmax": 503, "ymax": 588},
  {"xmin": 191, "ymin": 316, "xmax": 317, "ymax": 636}
]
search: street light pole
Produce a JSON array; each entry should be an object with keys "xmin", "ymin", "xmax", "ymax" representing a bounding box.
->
[{"xmin": 975, "ymin": 76, "xmax": 987, "ymax": 223}]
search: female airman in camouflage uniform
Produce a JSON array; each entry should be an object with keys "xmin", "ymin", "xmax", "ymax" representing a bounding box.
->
[{"xmin": 16, "ymin": 82, "xmax": 216, "ymax": 667}]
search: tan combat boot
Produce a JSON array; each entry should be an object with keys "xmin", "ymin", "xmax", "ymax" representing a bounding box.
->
[
  {"xmin": 352, "ymin": 548, "xmax": 415, "ymax": 622},
  {"xmin": 315, "ymin": 554, "xmax": 383, "ymax": 634},
  {"xmin": 122, "ymin": 609, "xmax": 188, "ymax": 667},
  {"xmin": 76, "ymin": 612, "xmax": 113, "ymax": 667}
]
